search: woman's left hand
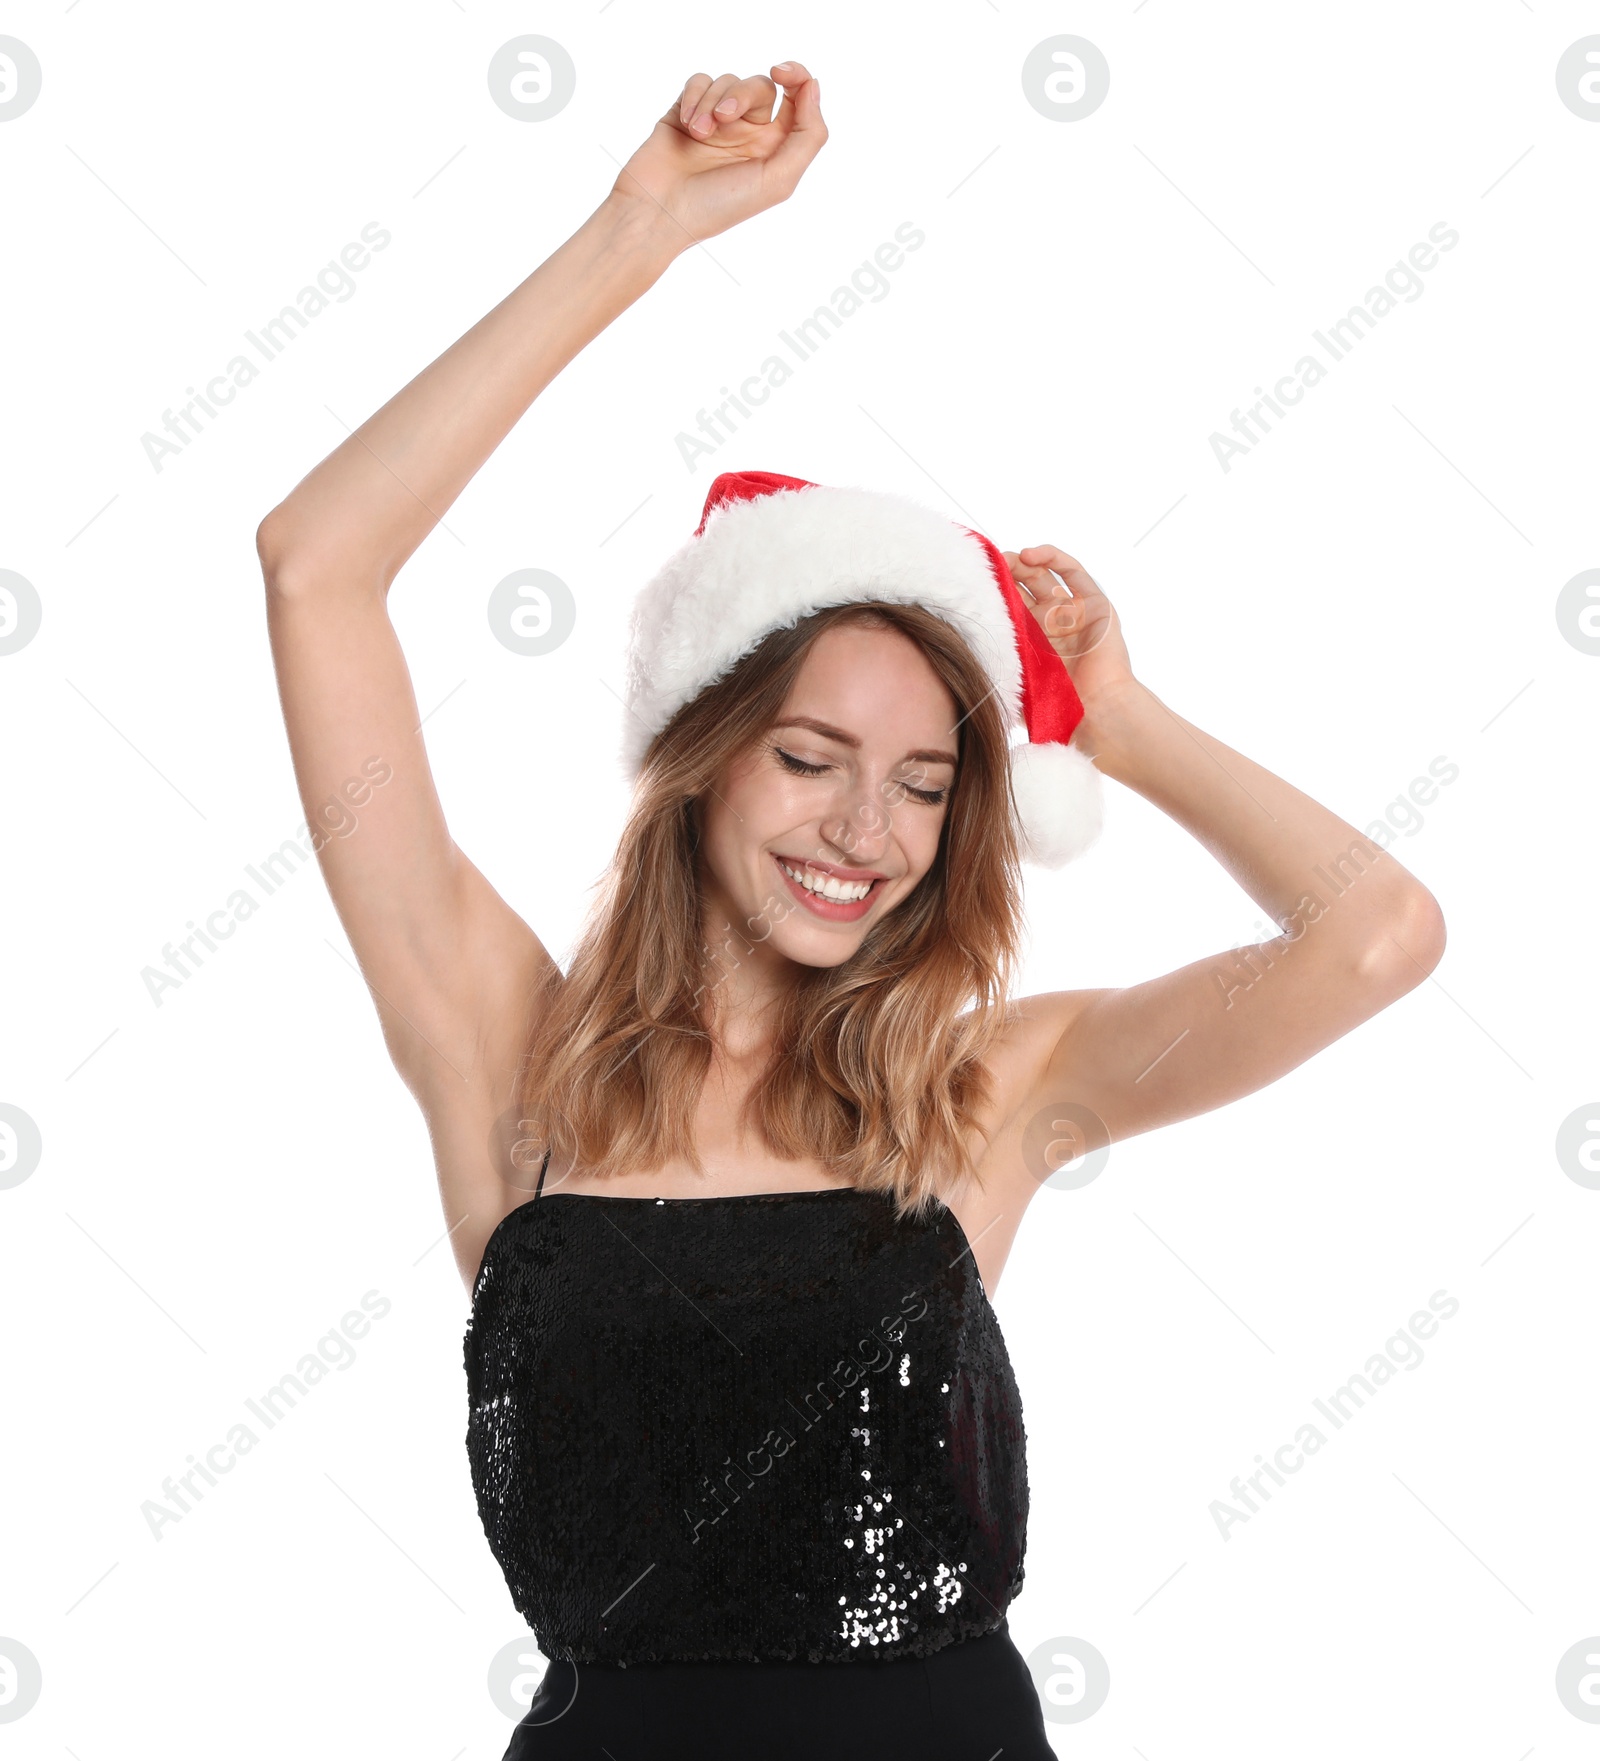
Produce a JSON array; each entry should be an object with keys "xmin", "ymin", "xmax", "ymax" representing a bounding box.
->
[{"xmin": 1002, "ymin": 545, "xmax": 1136, "ymax": 716}]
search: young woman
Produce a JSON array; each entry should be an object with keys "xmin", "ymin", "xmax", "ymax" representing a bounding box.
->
[{"xmin": 257, "ymin": 62, "xmax": 1445, "ymax": 1761}]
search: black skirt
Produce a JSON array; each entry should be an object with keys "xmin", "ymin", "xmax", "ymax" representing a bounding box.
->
[{"xmin": 501, "ymin": 1621, "xmax": 1054, "ymax": 1759}]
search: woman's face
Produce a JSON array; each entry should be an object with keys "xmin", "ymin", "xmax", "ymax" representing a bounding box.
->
[{"xmin": 696, "ymin": 621, "xmax": 960, "ymax": 971}]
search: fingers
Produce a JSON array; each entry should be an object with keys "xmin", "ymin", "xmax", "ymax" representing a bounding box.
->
[
  {"xmin": 719, "ymin": 73, "xmax": 780, "ymax": 126},
  {"xmin": 770, "ymin": 58, "xmax": 813, "ymax": 105},
  {"xmin": 1004, "ymin": 547, "xmax": 1117, "ymax": 661},
  {"xmin": 1003, "ymin": 550, "xmax": 1064, "ymax": 604},
  {"xmin": 674, "ymin": 73, "xmax": 713, "ymax": 128},
  {"xmin": 1007, "ymin": 563, "xmax": 1085, "ymax": 652},
  {"xmin": 682, "ymin": 71, "xmax": 778, "ymax": 137},
  {"xmin": 765, "ymin": 67, "xmax": 828, "ymax": 186},
  {"xmin": 1017, "ymin": 545, "xmax": 1106, "ymax": 598},
  {"xmin": 683, "ymin": 72, "xmax": 737, "ymax": 134}
]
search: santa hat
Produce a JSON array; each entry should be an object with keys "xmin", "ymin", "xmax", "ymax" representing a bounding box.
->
[{"xmin": 621, "ymin": 470, "xmax": 1103, "ymax": 868}]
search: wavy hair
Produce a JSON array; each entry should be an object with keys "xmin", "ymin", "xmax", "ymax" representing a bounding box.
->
[{"xmin": 517, "ymin": 602, "xmax": 1024, "ymax": 1218}]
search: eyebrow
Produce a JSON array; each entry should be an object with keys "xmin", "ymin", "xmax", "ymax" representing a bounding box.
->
[{"xmin": 771, "ymin": 716, "xmax": 957, "ymax": 768}]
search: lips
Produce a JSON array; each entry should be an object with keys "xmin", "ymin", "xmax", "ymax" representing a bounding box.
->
[
  {"xmin": 771, "ymin": 853, "xmax": 884, "ymax": 923},
  {"xmin": 773, "ymin": 852, "xmax": 887, "ymax": 884}
]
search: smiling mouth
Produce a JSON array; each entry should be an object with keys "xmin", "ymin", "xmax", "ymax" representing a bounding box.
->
[{"xmin": 771, "ymin": 853, "xmax": 884, "ymax": 920}]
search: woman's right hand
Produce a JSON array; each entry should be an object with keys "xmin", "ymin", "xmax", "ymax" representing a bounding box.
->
[{"xmin": 609, "ymin": 64, "xmax": 828, "ymax": 250}]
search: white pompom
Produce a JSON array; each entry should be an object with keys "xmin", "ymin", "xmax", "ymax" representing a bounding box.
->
[{"xmin": 1009, "ymin": 740, "xmax": 1104, "ymax": 869}]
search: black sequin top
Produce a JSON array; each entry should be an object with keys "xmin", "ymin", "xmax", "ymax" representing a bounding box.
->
[{"xmin": 462, "ymin": 1177, "xmax": 1029, "ymax": 1665}]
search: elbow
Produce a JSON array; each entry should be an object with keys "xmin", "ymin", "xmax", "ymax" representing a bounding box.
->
[
  {"xmin": 255, "ymin": 508, "xmax": 297, "ymax": 594},
  {"xmin": 1354, "ymin": 886, "xmax": 1447, "ymax": 996},
  {"xmin": 255, "ymin": 511, "xmax": 371, "ymax": 601}
]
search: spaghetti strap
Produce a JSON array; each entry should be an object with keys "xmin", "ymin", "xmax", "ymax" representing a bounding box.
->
[{"xmin": 534, "ymin": 1148, "xmax": 550, "ymax": 1200}]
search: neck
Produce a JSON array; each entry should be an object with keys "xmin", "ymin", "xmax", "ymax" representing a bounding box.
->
[{"xmin": 698, "ymin": 900, "xmax": 798, "ymax": 1059}]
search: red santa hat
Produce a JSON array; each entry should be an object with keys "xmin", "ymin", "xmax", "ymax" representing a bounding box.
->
[{"xmin": 621, "ymin": 470, "xmax": 1103, "ymax": 868}]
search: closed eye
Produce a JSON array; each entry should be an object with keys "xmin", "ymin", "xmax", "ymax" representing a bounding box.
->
[
  {"xmin": 773, "ymin": 745, "xmax": 947, "ymax": 807},
  {"xmin": 773, "ymin": 745, "xmax": 830, "ymax": 778}
]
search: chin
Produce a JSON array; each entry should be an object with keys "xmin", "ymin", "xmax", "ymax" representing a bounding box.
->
[{"xmin": 767, "ymin": 922, "xmax": 869, "ymax": 970}]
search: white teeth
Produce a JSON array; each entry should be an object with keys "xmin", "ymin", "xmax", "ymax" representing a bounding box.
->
[{"xmin": 781, "ymin": 861, "xmax": 872, "ymax": 903}]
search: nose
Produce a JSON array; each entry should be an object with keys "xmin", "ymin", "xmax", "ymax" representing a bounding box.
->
[{"xmin": 818, "ymin": 778, "xmax": 894, "ymax": 866}]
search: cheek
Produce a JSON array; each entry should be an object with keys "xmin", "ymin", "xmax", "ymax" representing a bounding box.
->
[
  {"xmin": 722, "ymin": 763, "xmax": 817, "ymax": 843},
  {"xmin": 702, "ymin": 805, "xmax": 748, "ymax": 881},
  {"xmin": 699, "ymin": 766, "xmax": 796, "ymax": 880},
  {"xmin": 912, "ymin": 811, "xmax": 949, "ymax": 872}
]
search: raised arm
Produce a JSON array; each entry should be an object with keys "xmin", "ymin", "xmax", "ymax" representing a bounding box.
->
[
  {"xmin": 255, "ymin": 65, "xmax": 827, "ymax": 1283},
  {"xmin": 979, "ymin": 545, "xmax": 1447, "ymax": 1225}
]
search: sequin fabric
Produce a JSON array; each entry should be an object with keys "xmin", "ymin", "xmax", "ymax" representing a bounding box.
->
[{"xmin": 462, "ymin": 1187, "xmax": 1029, "ymax": 1666}]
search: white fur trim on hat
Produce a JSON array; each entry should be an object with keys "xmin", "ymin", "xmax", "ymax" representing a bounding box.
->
[{"xmin": 621, "ymin": 483, "xmax": 1024, "ymax": 774}]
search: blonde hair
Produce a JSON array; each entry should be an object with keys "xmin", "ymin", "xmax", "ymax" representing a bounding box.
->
[{"xmin": 518, "ymin": 602, "xmax": 1023, "ymax": 1219}]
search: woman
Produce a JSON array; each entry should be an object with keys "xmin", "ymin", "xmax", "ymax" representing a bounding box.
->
[{"xmin": 257, "ymin": 62, "xmax": 1445, "ymax": 1761}]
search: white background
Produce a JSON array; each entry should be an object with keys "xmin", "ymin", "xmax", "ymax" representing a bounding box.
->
[{"xmin": 3, "ymin": 2, "xmax": 1598, "ymax": 1755}]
